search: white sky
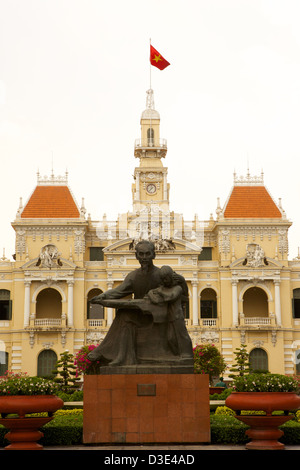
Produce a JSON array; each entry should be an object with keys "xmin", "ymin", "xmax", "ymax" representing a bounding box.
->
[{"xmin": 1, "ymin": 0, "xmax": 300, "ymax": 259}]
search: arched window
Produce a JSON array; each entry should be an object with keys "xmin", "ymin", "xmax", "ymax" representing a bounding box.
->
[
  {"xmin": 87, "ymin": 289, "xmax": 104, "ymax": 320},
  {"xmin": 200, "ymin": 288, "xmax": 217, "ymax": 318},
  {"xmin": 36, "ymin": 288, "xmax": 62, "ymax": 319},
  {"xmin": 249, "ymin": 348, "xmax": 268, "ymax": 372},
  {"xmin": 243, "ymin": 287, "xmax": 268, "ymax": 317},
  {"xmin": 0, "ymin": 290, "xmax": 12, "ymax": 321},
  {"xmin": 292, "ymin": 289, "xmax": 300, "ymax": 318},
  {"xmin": 37, "ymin": 350, "xmax": 57, "ymax": 377},
  {"xmin": 147, "ymin": 128, "xmax": 154, "ymax": 146}
]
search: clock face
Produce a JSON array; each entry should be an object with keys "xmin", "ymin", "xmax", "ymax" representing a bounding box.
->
[{"xmin": 146, "ymin": 183, "xmax": 157, "ymax": 194}]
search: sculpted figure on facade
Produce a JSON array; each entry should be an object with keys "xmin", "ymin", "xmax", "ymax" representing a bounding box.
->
[
  {"xmin": 243, "ymin": 243, "xmax": 268, "ymax": 268},
  {"xmin": 36, "ymin": 244, "xmax": 63, "ymax": 269}
]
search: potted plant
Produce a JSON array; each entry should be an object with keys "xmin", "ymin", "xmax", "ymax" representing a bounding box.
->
[
  {"xmin": 193, "ymin": 344, "xmax": 226, "ymax": 388},
  {"xmin": 0, "ymin": 371, "xmax": 63, "ymax": 450},
  {"xmin": 225, "ymin": 372, "xmax": 300, "ymax": 450}
]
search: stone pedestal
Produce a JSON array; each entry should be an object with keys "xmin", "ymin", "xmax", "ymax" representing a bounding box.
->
[{"xmin": 83, "ymin": 372, "xmax": 210, "ymax": 444}]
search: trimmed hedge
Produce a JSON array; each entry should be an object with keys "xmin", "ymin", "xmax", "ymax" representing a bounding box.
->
[
  {"xmin": 0, "ymin": 410, "xmax": 83, "ymax": 447},
  {"xmin": 210, "ymin": 415, "xmax": 249, "ymax": 444},
  {"xmin": 210, "ymin": 414, "xmax": 300, "ymax": 445},
  {"xmin": 1, "ymin": 410, "xmax": 300, "ymax": 446}
]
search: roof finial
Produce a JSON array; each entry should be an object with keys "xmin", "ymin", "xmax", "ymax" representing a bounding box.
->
[{"xmin": 146, "ymin": 88, "xmax": 155, "ymax": 110}]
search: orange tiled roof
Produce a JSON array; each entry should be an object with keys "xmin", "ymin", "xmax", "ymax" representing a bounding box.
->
[
  {"xmin": 21, "ymin": 185, "xmax": 80, "ymax": 218},
  {"xmin": 223, "ymin": 186, "xmax": 282, "ymax": 219}
]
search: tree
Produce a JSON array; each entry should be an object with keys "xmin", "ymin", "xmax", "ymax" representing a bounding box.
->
[
  {"xmin": 229, "ymin": 344, "xmax": 251, "ymax": 379},
  {"xmin": 52, "ymin": 350, "xmax": 80, "ymax": 393},
  {"xmin": 193, "ymin": 344, "xmax": 226, "ymax": 384}
]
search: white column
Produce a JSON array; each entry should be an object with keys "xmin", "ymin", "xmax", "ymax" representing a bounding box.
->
[
  {"xmin": 67, "ymin": 280, "xmax": 74, "ymax": 327},
  {"xmin": 24, "ymin": 281, "xmax": 31, "ymax": 327},
  {"xmin": 274, "ymin": 280, "xmax": 282, "ymax": 326},
  {"xmin": 192, "ymin": 280, "xmax": 199, "ymax": 326},
  {"xmin": 231, "ymin": 280, "xmax": 239, "ymax": 326}
]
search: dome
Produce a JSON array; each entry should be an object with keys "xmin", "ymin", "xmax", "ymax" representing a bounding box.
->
[{"xmin": 141, "ymin": 108, "xmax": 160, "ymax": 120}]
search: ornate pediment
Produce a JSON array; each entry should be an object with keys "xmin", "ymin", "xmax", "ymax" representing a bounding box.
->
[
  {"xmin": 21, "ymin": 244, "xmax": 77, "ymax": 271},
  {"xmin": 103, "ymin": 237, "xmax": 202, "ymax": 254},
  {"xmin": 230, "ymin": 243, "xmax": 283, "ymax": 270}
]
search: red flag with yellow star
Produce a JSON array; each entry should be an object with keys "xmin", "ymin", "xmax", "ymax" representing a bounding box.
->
[{"xmin": 150, "ymin": 45, "xmax": 170, "ymax": 70}]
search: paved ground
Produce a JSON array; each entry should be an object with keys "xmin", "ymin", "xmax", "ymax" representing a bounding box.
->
[{"xmin": 43, "ymin": 444, "xmax": 300, "ymax": 450}]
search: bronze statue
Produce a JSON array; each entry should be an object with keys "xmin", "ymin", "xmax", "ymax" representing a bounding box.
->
[{"xmin": 87, "ymin": 240, "xmax": 193, "ymax": 367}]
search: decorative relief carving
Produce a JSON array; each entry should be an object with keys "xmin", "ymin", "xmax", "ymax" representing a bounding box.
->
[
  {"xmin": 278, "ymin": 228, "xmax": 288, "ymax": 255},
  {"xmin": 16, "ymin": 230, "xmax": 26, "ymax": 256},
  {"xmin": 242, "ymin": 243, "xmax": 268, "ymax": 268},
  {"xmin": 200, "ymin": 330, "xmax": 219, "ymax": 344},
  {"xmin": 36, "ymin": 244, "xmax": 63, "ymax": 269},
  {"xmin": 129, "ymin": 238, "xmax": 175, "ymax": 253},
  {"xmin": 219, "ymin": 229, "xmax": 230, "ymax": 254},
  {"xmin": 86, "ymin": 332, "xmax": 106, "ymax": 344},
  {"xmin": 74, "ymin": 230, "xmax": 86, "ymax": 255}
]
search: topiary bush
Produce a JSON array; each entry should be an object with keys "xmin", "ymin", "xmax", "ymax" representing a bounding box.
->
[
  {"xmin": 215, "ymin": 406, "xmax": 235, "ymax": 416},
  {"xmin": 210, "ymin": 415, "xmax": 249, "ymax": 444},
  {"xmin": 280, "ymin": 420, "xmax": 300, "ymax": 445}
]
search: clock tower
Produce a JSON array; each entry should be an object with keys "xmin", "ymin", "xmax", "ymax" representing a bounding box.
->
[{"xmin": 132, "ymin": 89, "xmax": 169, "ymax": 213}]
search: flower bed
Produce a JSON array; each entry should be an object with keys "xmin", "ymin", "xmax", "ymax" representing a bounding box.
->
[
  {"xmin": 232, "ymin": 373, "xmax": 299, "ymax": 392},
  {"xmin": 0, "ymin": 371, "xmax": 59, "ymax": 396}
]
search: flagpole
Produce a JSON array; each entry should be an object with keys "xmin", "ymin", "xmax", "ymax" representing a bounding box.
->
[
  {"xmin": 149, "ymin": 38, "xmax": 152, "ymax": 90},
  {"xmin": 149, "ymin": 38, "xmax": 152, "ymax": 146}
]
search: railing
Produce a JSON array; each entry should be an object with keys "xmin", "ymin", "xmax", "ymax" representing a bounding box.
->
[
  {"xmin": 244, "ymin": 317, "xmax": 271, "ymax": 325},
  {"xmin": 134, "ymin": 138, "xmax": 167, "ymax": 149},
  {"xmin": 201, "ymin": 318, "xmax": 217, "ymax": 327},
  {"xmin": 88, "ymin": 319, "xmax": 106, "ymax": 328},
  {"xmin": 33, "ymin": 318, "xmax": 62, "ymax": 327},
  {"xmin": 239, "ymin": 314, "xmax": 276, "ymax": 327}
]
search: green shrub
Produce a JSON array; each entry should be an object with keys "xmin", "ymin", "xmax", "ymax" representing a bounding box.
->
[
  {"xmin": 56, "ymin": 390, "xmax": 83, "ymax": 402},
  {"xmin": 193, "ymin": 344, "xmax": 226, "ymax": 384},
  {"xmin": 41, "ymin": 411, "xmax": 83, "ymax": 446},
  {"xmin": 210, "ymin": 413, "xmax": 300, "ymax": 446},
  {"xmin": 1, "ymin": 408, "xmax": 300, "ymax": 447},
  {"xmin": 210, "ymin": 415, "xmax": 249, "ymax": 444},
  {"xmin": 280, "ymin": 420, "xmax": 300, "ymax": 445},
  {"xmin": 210, "ymin": 388, "xmax": 232, "ymax": 400},
  {"xmin": 215, "ymin": 406, "xmax": 235, "ymax": 416}
]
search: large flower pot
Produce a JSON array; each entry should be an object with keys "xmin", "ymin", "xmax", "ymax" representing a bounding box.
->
[
  {"xmin": 236, "ymin": 415, "xmax": 292, "ymax": 450},
  {"xmin": 225, "ymin": 392, "xmax": 300, "ymax": 450},
  {"xmin": 0, "ymin": 395, "xmax": 63, "ymax": 450}
]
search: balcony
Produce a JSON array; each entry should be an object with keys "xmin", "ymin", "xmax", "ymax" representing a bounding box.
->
[
  {"xmin": 134, "ymin": 138, "xmax": 167, "ymax": 158},
  {"xmin": 134, "ymin": 138, "xmax": 167, "ymax": 149},
  {"xmin": 239, "ymin": 313, "xmax": 276, "ymax": 328},
  {"xmin": 201, "ymin": 318, "xmax": 217, "ymax": 327},
  {"xmin": 88, "ymin": 319, "xmax": 107, "ymax": 328},
  {"xmin": 29, "ymin": 316, "xmax": 67, "ymax": 330}
]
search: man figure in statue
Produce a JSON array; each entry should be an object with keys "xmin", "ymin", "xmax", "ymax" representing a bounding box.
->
[{"xmin": 87, "ymin": 240, "xmax": 192, "ymax": 366}]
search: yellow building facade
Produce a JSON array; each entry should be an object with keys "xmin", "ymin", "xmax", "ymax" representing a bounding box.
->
[{"xmin": 1, "ymin": 89, "xmax": 300, "ymax": 379}]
